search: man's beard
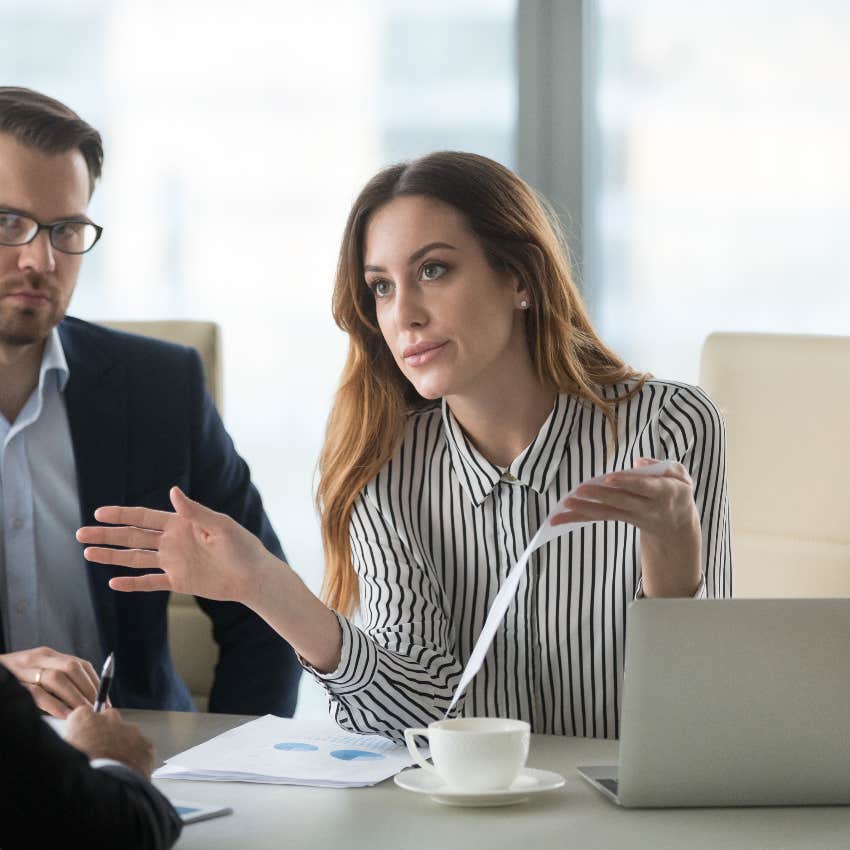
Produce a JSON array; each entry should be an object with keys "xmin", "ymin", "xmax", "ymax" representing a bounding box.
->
[{"xmin": 0, "ymin": 273, "xmax": 64, "ymax": 346}]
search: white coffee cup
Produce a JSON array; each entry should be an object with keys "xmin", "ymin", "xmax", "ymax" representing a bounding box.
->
[{"xmin": 404, "ymin": 717, "xmax": 530, "ymax": 792}]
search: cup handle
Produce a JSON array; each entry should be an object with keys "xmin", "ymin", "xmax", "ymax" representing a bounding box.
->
[{"xmin": 404, "ymin": 727, "xmax": 439, "ymax": 777}]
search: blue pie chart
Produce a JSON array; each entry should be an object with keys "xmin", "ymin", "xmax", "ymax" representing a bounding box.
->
[
  {"xmin": 274, "ymin": 742, "xmax": 319, "ymax": 752},
  {"xmin": 330, "ymin": 749, "xmax": 385, "ymax": 761}
]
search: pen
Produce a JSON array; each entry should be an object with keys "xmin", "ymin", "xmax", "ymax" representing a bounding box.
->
[{"xmin": 93, "ymin": 652, "xmax": 115, "ymax": 712}]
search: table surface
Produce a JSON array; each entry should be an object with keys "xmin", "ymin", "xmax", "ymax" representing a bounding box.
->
[{"xmin": 128, "ymin": 710, "xmax": 850, "ymax": 850}]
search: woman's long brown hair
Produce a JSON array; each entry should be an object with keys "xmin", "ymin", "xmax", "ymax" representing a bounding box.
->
[{"xmin": 317, "ymin": 152, "xmax": 646, "ymax": 616}]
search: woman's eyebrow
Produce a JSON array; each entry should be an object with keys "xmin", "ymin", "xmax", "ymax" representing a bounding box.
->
[{"xmin": 364, "ymin": 242, "xmax": 457, "ymax": 273}]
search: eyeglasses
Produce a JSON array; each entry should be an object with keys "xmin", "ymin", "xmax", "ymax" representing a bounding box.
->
[{"xmin": 0, "ymin": 209, "xmax": 103, "ymax": 255}]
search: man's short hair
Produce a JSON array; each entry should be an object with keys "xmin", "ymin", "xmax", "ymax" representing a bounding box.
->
[{"xmin": 0, "ymin": 87, "xmax": 103, "ymax": 194}]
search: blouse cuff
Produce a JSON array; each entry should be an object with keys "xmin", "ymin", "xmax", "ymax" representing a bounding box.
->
[
  {"xmin": 300, "ymin": 610, "xmax": 378, "ymax": 695},
  {"xmin": 634, "ymin": 574, "xmax": 707, "ymax": 600}
]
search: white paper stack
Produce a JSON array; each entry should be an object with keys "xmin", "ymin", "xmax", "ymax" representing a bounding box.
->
[
  {"xmin": 44, "ymin": 717, "xmax": 67, "ymax": 736},
  {"xmin": 154, "ymin": 715, "xmax": 414, "ymax": 788}
]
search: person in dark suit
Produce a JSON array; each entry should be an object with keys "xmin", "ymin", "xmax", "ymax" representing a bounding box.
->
[
  {"xmin": 0, "ymin": 87, "xmax": 300, "ymax": 715},
  {"xmin": 1, "ymin": 663, "xmax": 182, "ymax": 849}
]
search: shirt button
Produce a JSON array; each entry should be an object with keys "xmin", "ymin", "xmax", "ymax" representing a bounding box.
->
[
  {"xmin": 502, "ymin": 473, "xmax": 517, "ymax": 482},
  {"xmin": 11, "ymin": 517, "xmax": 24, "ymax": 530}
]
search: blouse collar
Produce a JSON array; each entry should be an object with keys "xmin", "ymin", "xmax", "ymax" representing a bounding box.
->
[{"xmin": 442, "ymin": 393, "xmax": 581, "ymax": 507}]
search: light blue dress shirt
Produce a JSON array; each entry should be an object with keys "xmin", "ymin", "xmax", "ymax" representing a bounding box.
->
[{"xmin": 0, "ymin": 328, "xmax": 103, "ymax": 666}]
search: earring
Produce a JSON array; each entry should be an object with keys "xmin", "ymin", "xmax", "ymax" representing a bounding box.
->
[{"xmin": 520, "ymin": 300, "xmax": 529, "ymax": 309}]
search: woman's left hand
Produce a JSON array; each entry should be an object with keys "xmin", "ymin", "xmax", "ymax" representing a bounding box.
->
[{"xmin": 550, "ymin": 458, "xmax": 702, "ymax": 597}]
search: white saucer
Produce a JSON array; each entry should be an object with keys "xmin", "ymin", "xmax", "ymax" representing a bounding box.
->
[{"xmin": 394, "ymin": 767, "xmax": 565, "ymax": 807}]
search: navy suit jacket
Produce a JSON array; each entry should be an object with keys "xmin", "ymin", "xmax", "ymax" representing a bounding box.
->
[
  {"xmin": 0, "ymin": 664, "xmax": 182, "ymax": 849},
  {"xmin": 41, "ymin": 316, "xmax": 301, "ymax": 714}
]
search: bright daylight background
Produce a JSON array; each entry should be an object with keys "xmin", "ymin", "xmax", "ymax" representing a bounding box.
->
[
  {"xmin": 3, "ymin": 0, "xmax": 848, "ymax": 715},
  {"xmin": 585, "ymin": 0, "xmax": 850, "ymax": 376}
]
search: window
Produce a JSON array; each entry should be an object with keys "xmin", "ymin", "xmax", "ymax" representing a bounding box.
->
[{"xmin": 584, "ymin": 0, "xmax": 850, "ymax": 381}]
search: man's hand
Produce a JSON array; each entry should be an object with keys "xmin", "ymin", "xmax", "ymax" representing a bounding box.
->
[
  {"xmin": 66, "ymin": 706, "xmax": 155, "ymax": 779},
  {"xmin": 0, "ymin": 647, "xmax": 99, "ymax": 718}
]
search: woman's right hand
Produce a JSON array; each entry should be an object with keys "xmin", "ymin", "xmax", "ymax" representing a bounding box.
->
[{"xmin": 76, "ymin": 487, "xmax": 274, "ymax": 605}]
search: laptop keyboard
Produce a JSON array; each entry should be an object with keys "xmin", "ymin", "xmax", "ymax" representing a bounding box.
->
[{"xmin": 598, "ymin": 778, "xmax": 619, "ymax": 795}]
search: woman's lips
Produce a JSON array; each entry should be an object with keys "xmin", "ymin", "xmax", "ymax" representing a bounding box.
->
[{"xmin": 403, "ymin": 341, "xmax": 448, "ymax": 367}]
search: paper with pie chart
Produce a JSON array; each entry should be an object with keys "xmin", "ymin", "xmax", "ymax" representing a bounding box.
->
[
  {"xmin": 446, "ymin": 460, "xmax": 678, "ymax": 714},
  {"xmin": 154, "ymin": 715, "xmax": 414, "ymax": 787}
]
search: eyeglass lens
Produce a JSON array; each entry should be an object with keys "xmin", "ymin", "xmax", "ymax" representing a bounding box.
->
[{"xmin": 0, "ymin": 211, "xmax": 99, "ymax": 254}]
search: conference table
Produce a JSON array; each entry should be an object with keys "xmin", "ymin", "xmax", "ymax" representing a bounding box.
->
[{"xmin": 133, "ymin": 710, "xmax": 850, "ymax": 850}]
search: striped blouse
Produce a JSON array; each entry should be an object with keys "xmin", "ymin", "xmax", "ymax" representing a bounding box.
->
[{"xmin": 310, "ymin": 380, "xmax": 732, "ymax": 740}]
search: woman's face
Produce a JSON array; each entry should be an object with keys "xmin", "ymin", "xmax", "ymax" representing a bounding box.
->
[{"xmin": 363, "ymin": 195, "xmax": 528, "ymax": 401}]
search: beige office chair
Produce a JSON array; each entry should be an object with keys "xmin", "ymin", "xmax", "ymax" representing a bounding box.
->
[
  {"xmin": 699, "ymin": 333, "xmax": 850, "ymax": 597},
  {"xmin": 99, "ymin": 320, "xmax": 222, "ymax": 709}
]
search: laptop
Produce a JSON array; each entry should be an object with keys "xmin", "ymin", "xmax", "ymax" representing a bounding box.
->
[{"xmin": 578, "ymin": 599, "xmax": 850, "ymax": 807}]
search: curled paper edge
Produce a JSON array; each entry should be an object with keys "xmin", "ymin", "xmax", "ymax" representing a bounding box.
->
[{"xmin": 446, "ymin": 460, "xmax": 677, "ymax": 715}]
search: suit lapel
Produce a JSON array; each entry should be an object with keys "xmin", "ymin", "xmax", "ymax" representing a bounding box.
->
[{"xmin": 59, "ymin": 319, "xmax": 127, "ymax": 657}]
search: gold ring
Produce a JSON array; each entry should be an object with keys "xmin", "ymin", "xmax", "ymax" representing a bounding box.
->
[{"xmin": 34, "ymin": 668, "xmax": 43, "ymax": 687}]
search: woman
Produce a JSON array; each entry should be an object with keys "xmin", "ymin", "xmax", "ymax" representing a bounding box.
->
[{"xmin": 78, "ymin": 152, "xmax": 730, "ymax": 740}]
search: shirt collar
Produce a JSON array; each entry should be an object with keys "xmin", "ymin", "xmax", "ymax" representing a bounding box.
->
[
  {"xmin": 0, "ymin": 328, "xmax": 70, "ymax": 439},
  {"xmin": 41, "ymin": 326, "xmax": 71, "ymax": 393},
  {"xmin": 442, "ymin": 393, "xmax": 580, "ymax": 507}
]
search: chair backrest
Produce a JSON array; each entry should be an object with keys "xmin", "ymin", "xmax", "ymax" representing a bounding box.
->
[
  {"xmin": 99, "ymin": 319, "xmax": 221, "ymax": 709},
  {"xmin": 699, "ymin": 332, "xmax": 850, "ymax": 597},
  {"xmin": 100, "ymin": 320, "xmax": 223, "ymax": 408}
]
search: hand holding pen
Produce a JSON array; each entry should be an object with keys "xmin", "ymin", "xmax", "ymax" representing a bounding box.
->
[{"xmin": 66, "ymin": 652, "xmax": 155, "ymax": 778}]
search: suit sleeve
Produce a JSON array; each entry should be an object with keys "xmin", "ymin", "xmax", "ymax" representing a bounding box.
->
[
  {"xmin": 184, "ymin": 349, "xmax": 302, "ymax": 715},
  {"xmin": 0, "ymin": 666, "xmax": 181, "ymax": 850}
]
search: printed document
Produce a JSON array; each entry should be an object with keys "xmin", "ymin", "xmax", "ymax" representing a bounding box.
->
[{"xmin": 154, "ymin": 715, "xmax": 413, "ymax": 787}]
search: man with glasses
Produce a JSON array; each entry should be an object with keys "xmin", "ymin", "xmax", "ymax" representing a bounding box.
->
[{"xmin": 0, "ymin": 87, "xmax": 301, "ymax": 718}]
